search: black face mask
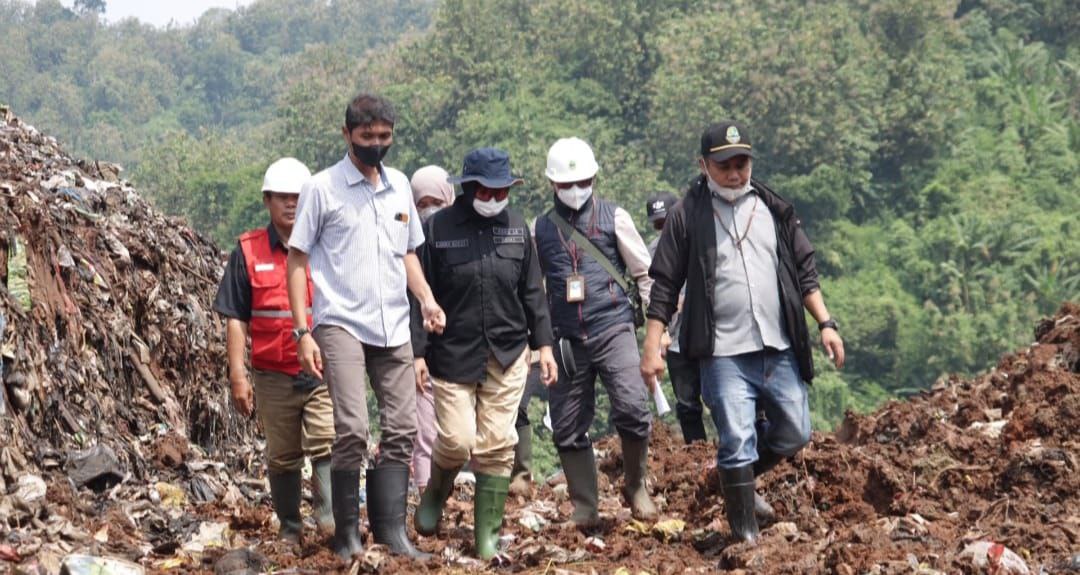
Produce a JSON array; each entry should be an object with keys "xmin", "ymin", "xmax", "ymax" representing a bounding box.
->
[{"xmin": 351, "ymin": 142, "xmax": 391, "ymax": 167}]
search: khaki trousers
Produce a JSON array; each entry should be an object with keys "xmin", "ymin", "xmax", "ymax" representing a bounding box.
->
[
  {"xmin": 432, "ymin": 349, "xmax": 529, "ymax": 476},
  {"xmin": 251, "ymin": 369, "xmax": 334, "ymax": 472},
  {"xmin": 314, "ymin": 325, "xmax": 417, "ymax": 470}
]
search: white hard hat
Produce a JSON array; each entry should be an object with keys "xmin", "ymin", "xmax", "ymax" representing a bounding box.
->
[
  {"xmin": 545, "ymin": 137, "xmax": 599, "ymax": 183},
  {"xmin": 261, "ymin": 157, "xmax": 311, "ymax": 194}
]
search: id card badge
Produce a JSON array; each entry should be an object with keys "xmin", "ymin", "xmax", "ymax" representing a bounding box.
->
[{"xmin": 566, "ymin": 274, "xmax": 586, "ymax": 303}]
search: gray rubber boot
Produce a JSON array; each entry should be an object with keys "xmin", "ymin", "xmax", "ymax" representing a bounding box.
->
[
  {"xmin": 509, "ymin": 425, "xmax": 533, "ymax": 497},
  {"xmin": 621, "ymin": 437, "xmax": 658, "ymax": 521},
  {"xmin": 559, "ymin": 448, "xmax": 600, "ymax": 528},
  {"xmin": 268, "ymin": 470, "xmax": 304, "ymax": 544},
  {"xmin": 721, "ymin": 465, "xmax": 759, "ymax": 544},
  {"xmin": 310, "ymin": 458, "xmax": 334, "ymax": 534}
]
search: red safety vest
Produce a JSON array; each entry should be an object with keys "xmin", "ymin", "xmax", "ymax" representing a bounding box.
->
[{"xmin": 239, "ymin": 228, "xmax": 313, "ymax": 376}]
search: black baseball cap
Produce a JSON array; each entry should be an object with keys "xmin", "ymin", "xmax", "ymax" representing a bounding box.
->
[
  {"xmin": 700, "ymin": 120, "xmax": 754, "ymax": 163},
  {"xmin": 646, "ymin": 192, "xmax": 678, "ymax": 223}
]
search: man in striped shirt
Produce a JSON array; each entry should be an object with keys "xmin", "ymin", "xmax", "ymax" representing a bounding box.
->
[{"xmin": 286, "ymin": 93, "xmax": 445, "ymax": 561}]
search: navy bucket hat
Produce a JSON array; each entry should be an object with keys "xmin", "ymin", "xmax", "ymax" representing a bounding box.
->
[{"xmin": 447, "ymin": 148, "xmax": 524, "ymax": 189}]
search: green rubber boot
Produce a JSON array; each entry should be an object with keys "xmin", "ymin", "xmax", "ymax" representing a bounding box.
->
[
  {"xmin": 473, "ymin": 473, "xmax": 510, "ymax": 560},
  {"xmin": 414, "ymin": 463, "xmax": 461, "ymax": 536}
]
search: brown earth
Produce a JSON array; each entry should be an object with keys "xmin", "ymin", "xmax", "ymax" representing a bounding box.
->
[{"xmin": 1, "ymin": 107, "xmax": 1077, "ymax": 574}]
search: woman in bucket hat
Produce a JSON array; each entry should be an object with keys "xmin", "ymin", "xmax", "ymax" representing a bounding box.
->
[{"xmin": 411, "ymin": 147, "xmax": 558, "ymax": 560}]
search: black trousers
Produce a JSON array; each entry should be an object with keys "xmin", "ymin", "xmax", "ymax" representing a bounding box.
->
[{"xmin": 667, "ymin": 349, "xmax": 707, "ymax": 443}]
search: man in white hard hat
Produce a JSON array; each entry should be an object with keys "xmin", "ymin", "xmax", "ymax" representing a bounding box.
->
[
  {"xmin": 214, "ymin": 157, "xmax": 334, "ymax": 545},
  {"xmin": 533, "ymin": 137, "xmax": 658, "ymax": 527}
]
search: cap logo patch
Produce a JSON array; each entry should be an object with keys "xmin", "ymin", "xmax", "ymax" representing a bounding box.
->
[
  {"xmin": 726, "ymin": 126, "xmax": 741, "ymax": 144},
  {"xmin": 652, "ymin": 200, "xmax": 665, "ymax": 210},
  {"xmin": 569, "ymin": 160, "xmax": 577, "ymax": 169}
]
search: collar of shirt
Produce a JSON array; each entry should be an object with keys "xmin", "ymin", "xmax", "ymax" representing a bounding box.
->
[
  {"xmin": 341, "ymin": 154, "xmax": 391, "ymax": 192},
  {"xmin": 265, "ymin": 224, "xmax": 289, "ymax": 253}
]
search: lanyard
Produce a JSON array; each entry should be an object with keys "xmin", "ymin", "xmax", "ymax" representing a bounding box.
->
[
  {"xmin": 553, "ymin": 207, "xmax": 598, "ymax": 273},
  {"xmin": 712, "ymin": 194, "xmax": 759, "ymax": 251}
]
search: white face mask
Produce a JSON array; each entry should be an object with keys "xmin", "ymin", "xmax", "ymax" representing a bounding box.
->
[
  {"xmin": 704, "ymin": 166, "xmax": 753, "ymax": 203},
  {"xmin": 419, "ymin": 205, "xmax": 443, "ymax": 222},
  {"xmin": 473, "ymin": 197, "xmax": 508, "ymax": 218},
  {"xmin": 556, "ymin": 185, "xmax": 593, "ymax": 211}
]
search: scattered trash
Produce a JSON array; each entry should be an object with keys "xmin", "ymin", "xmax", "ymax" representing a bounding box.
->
[
  {"xmin": 66, "ymin": 444, "xmax": 124, "ymax": 491},
  {"xmin": 14, "ymin": 473, "xmax": 47, "ymax": 502},
  {"xmin": 182, "ymin": 521, "xmax": 231, "ymax": 554},
  {"xmin": 58, "ymin": 554, "xmax": 144, "ymax": 575},
  {"xmin": 585, "ymin": 536, "xmax": 605, "ymax": 552},
  {"xmin": 213, "ymin": 548, "xmax": 269, "ymax": 575},
  {"xmin": 960, "ymin": 541, "xmax": 1031, "ymax": 575},
  {"xmin": 155, "ymin": 482, "xmax": 187, "ymax": 509},
  {"xmin": 0, "ymin": 544, "xmax": 20, "ymax": 562},
  {"xmin": 651, "ymin": 518, "xmax": 686, "ymax": 542}
]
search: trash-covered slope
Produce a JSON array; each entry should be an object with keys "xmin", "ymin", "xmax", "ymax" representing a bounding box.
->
[{"xmin": 0, "ymin": 105, "xmax": 263, "ymax": 570}]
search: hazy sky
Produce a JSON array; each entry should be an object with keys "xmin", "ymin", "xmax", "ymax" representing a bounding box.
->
[{"xmin": 63, "ymin": 0, "xmax": 256, "ymax": 27}]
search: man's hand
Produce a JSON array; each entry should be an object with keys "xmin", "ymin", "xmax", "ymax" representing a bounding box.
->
[
  {"xmin": 298, "ymin": 333, "xmax": 323, "ymax": 380},
  {"xmin": 230, "ymin": 376, "xmax": 254, "ymax": 417},
  {"xmin": 659, "ymin": 330, "xmax": 672, "ymax": 358},
  {"xmin": 421, "ymin": 297, "xmax": 446, "ymax": 334},
  {"xmin": 640, "ymin": 343, "xmax": 666, "ymax": 391},
  {"xmin": 414, "ymin": 358, "xmax": 431, "ymax": 393},
  {"xmin": 538, "ymin": 346, "xmax": 558, "ymax": 387},
  {"xmin": 822, "ymin": 328, "xmax": 845, "ymax": 369}
]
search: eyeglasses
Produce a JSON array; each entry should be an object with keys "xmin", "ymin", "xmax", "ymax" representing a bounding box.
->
[
  {"xmin": 553, "ymin": 177, "xmax": 594, "ymax": 190},
  {"xmin": 475, "ymin": 186, "xmax": 510, "ymax": 201}
]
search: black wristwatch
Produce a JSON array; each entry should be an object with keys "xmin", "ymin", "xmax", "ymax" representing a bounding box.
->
[
  {"xmin": 291, "ymin": 327, "xmax": 311, "ymax": 342},
  {"xmin": 818, "ymin": 319, "xmax": 839, "ymax": 332}
]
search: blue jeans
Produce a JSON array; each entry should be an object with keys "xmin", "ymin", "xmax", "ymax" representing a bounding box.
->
[{"xmin": 700, "ymin": 348, "xmax": 810, "ymax": 469}]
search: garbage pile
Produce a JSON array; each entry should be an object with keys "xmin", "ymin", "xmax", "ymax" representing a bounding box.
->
[
  {"xmin": 0, "ymin": 106, "xmax": 264, "ymax": 573},
  {"xmin": 1, "ymin": 108, "xmax": 1076, "ymax": 573}
]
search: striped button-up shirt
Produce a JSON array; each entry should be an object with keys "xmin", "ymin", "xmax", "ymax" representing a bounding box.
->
[{"xmin": 290, "ymin": 155, "xmax": 424, "ymax": 348}]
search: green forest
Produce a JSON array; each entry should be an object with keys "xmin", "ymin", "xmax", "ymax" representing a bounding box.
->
[{"xmin": 2, "ymin": 0, "xmax": 1077, "ymax": 444}]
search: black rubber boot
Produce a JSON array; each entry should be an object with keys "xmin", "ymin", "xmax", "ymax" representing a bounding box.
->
[
  {"xmin": 558, "ymin": 448, "xmax": 600, "ymax": 528},
  {"xmin": 721, "ymin": 465, "xmax": 759, "ymax": 544},
  {"xmin": 509, "ymin": 425, "xmax": 533, "ymax": 497},
  {"xmin": 367, "ymin": 463, "xmax": 431, "ymax": 560},
  {"xmin": 330, "ymin": 469, "xmax": 364, "ymax": 560},
  {"xmin": 414, "ymin": 462, "xmax": 461, "ymax": 536},
  {"xmin": 679, "ymin": 418, "xmax": 708, "ymax": 444},
  {"xmin": 311, "ymin": 458, "xmax": 334, "ymax": 534},
  {"xmin": 268, "ymin": 470, "xmax": 303, "ymax": 544},
  {"xmin": 752, "ymin": 448, "xmax": 784, "ymax": 524}
]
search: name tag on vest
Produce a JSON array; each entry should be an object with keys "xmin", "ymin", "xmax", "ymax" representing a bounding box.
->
[
  {"xmin": 493, "ymin": 227, "xmax": 524, "ymax": 236},
  {"xmin": 493, "ymin": 235, "xmax": 525, "ymax": 245},
  {"xmin": 254, "ymin": 263, "xmax": 275, "ymax": 272},
  {"xmin": 435, "ymin": 239, "xmax": 470, "ymax": 249}
]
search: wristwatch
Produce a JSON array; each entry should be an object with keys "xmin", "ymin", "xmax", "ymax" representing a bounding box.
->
[
  {"xmin": 291, "ymin": 327, "xmax": 311, "ymax": 342},
  {"xmin": 818, "ymin": 319, "xmax": 839, "ymax": 332}
]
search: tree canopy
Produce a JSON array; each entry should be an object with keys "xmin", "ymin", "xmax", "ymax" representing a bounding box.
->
[{"xmin": 2, "ymin": 0, "xmax": 1077, "ymax": 440}]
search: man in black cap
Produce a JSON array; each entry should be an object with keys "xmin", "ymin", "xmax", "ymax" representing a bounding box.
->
[
  {"xmin": 642, "ymin": 121, "xmax": 845, "ymax": 543},
  {"xmin": 645, "ymin": 192, "xmax": 707, "ymax": 445},
  {"xmin": 411, "ymin": 148, "xmax": 558, "ymax": 560}
]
